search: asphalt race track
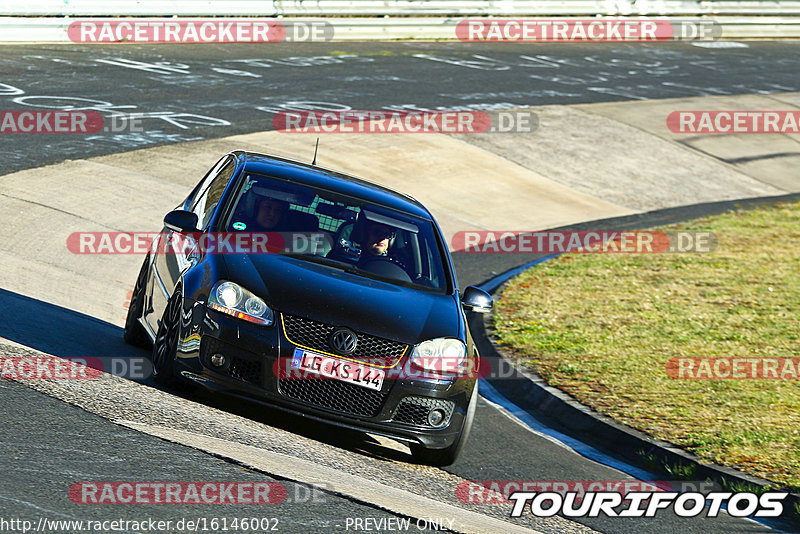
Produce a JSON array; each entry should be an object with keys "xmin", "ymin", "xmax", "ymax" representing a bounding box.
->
[
  {"xmin": 3, "ymin": 41, "xmax": 800, "ymax": 173},
  {"xmin": 2, "ymin": 42, "xmax": 799, "ymax": 533}
]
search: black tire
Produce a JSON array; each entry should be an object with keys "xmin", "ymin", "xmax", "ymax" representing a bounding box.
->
[
  {"xmin": 411, "ymin": 382, "xmax": 478, "ymax": 467},
  {"xmin": 151, "ymin": 288, "xmax": 182, "ymax": 387},
  {"xmin": 124, "ymin": 256, "xmax": 151, "ymax": 347}
]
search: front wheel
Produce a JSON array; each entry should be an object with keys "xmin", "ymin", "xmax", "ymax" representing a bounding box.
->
[
  {"xmin": 151, "ymin": 288, "xmax": 182, "ymax": 387},
  {"xmin": 411, "ymin": 382, "xmax": 478, "ymax": 467}
]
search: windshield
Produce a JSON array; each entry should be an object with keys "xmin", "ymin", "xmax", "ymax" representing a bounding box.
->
[{"xmin": 225, "ymin": 173, "xmax": 450, "ymax": 292}]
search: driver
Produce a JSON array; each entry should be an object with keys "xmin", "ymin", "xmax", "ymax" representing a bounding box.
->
[
  {"xmin": 326, "ymin": 219, "xmax": 403, "ymax": 268},
  {"xmin": 355, "ymin": 221, "xmax": 411, "ymax": 282},
  {"xmin": 361, "ymin": 221, "xmax": 396, "ymax": 258}
]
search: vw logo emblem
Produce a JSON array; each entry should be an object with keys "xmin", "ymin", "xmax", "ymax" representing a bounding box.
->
[{"xmin": 329, "ymin": 328, "xmax": 358, "ymax": 355}]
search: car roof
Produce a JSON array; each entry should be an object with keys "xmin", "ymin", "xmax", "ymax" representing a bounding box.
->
[{"xmin": 233, "ymin": 150, "xmax": 432, "ymax": 220}]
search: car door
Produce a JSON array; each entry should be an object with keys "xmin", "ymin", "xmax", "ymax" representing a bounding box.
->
[{"xmin": 145, "ymin": 156, "xmax": 236, "ymax": 332}]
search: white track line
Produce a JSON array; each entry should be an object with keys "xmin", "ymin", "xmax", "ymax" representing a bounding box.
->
[{"xmin": 115, "ymin": 420, "xmax": 540, "ymax": 534}]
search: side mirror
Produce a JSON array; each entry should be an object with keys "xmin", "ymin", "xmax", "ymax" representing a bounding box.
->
[
  {"xmin": 163, "ymin": 210, "xmax": 198, "ymax": 233},
  {"xmin": 461, "ymin": 286, "xmax": 493, "ymax": 313}
]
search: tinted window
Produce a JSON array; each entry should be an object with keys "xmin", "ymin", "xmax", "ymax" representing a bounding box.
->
[
  {"xmin": 192, "ymin": 159, "xmax": 235, "ymax": 230},
  {"xmin": 226, "ymin": 173, "xmax": 449, "ymax": 292},
  {"xmin": 184, "ymin": 156, "xmax": 227, "ymax": 210}
]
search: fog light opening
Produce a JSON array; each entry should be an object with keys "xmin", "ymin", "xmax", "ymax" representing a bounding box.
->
[
  {"xmin": 210, "ymin": 353, "xmax": 227, "ymax": 369},
  {"xmin": 428, "ymin": 408, "xmax": 447, "ymax": 427}
]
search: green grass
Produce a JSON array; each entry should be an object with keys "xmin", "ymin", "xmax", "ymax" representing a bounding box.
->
[
  {"xmin": 636, "ymin": 450, "xmax": 697, "ymax": 480},
  {"xmin": 493, "ymin": 200, "xmax": 800, "ymax": 489}
]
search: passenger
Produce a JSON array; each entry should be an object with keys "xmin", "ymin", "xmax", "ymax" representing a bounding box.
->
[{"xmin": 253, "ymin": 197, "xmax": 289, "ymax": 231}]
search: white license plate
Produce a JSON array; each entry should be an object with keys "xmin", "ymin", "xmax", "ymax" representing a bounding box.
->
[{"xmin": 290, "ymin": 349, "xmax": 385, "ymax": 391}]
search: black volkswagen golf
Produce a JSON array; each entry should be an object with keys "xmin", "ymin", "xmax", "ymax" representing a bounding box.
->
[{"xmin": 124, "ymin": 150, "xmax": 493, "ymax": 465}]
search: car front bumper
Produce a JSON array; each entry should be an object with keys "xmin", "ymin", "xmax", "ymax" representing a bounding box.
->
[{"xmin": 173, "ymin": 299, "xmax": 475, "ymax": 449}]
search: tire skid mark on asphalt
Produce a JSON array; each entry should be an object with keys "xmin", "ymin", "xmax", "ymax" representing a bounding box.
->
[
  {"xmin": 0, "ymin": 191, "xmax": 123, "ymax": 230},
  {"xmin": 0, "ymin": 494, "xmax": 85, "ymax": 522}
]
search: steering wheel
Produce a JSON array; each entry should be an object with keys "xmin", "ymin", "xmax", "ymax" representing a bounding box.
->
[
  {"xmin": 384, "ymin": 255, "xmax": 407, "ymax": 272},
  {"xmin": 358, "ymin": 256, "xmax": 412, "ymax": 283}
]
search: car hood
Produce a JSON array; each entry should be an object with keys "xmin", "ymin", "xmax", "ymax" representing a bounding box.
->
[{"xmin": 222, "ymin": 254, "xmax": 461, "ymax": 345}]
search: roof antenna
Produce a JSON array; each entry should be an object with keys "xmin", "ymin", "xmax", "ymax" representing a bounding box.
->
[{"xmin": 311, "ymin": 137, "xmax": 320, "ymax": 166}]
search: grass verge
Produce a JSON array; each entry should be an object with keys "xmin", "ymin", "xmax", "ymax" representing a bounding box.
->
[{"xmin": 493, "ymin": 200, "xmax": 800, "ymax": 489}]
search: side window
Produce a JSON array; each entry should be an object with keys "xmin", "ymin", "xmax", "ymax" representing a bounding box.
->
[
  {"xmin": 184, "ymin": 156, "xmax": 228, "ymax": 210},
  {"xmin": 192, "ymin": 159, "xmax": 236, "ymax": 230},
  {"xmin": 423, "ymin": 238, "xmax": 441, "ymax": 287}
]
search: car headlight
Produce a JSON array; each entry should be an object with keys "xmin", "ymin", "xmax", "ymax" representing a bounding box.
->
[
  {"xmin": 208, "ymin": 281, "xmax": 274, "ymax": 326},
  {"xmin": 410, "ymin": 338, "xmax": 471, "ymax": 376}
]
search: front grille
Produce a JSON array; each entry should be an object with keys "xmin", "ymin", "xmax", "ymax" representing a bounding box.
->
[
  {"xmin": 229, "ymin": 356, "xmax": 261, "ymax": 383},
  {"xmin": 282, "ymin": 313, "xmax": 408, "ymax": 366},
  {"xmin": 201, "ymin": 337, "xmax": 262, "ymax": 384},
  {"xmin": 392, "ymin": 396, "xmax": 455, "ymax": 428},
  {"xmin": 277, "ymin": 376, "xmax": 388, "ymax": 418}
]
